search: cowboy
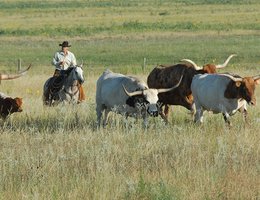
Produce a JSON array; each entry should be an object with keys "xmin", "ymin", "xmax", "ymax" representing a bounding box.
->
[
  {"xmin": 47, "ymin": 41, "xmax": 85, "ymax": 103},
  {"xmin": 52, "ymin": 41, "xmax": 76, "ymax": 75}
]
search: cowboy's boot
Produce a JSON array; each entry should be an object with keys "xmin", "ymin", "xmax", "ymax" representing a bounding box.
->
[{"xmin": 78, "ymin": 84, "xmax": 85, "ymax": 103}]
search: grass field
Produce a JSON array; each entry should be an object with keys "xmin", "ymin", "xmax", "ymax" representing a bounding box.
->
[{"xmin": 0, "ymin": 0, "xmax": 260, "ymax": 199}]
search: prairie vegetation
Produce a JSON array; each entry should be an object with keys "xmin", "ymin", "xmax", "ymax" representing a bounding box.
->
[{"xmin": 0, "ymin": 0, "xmax": 260, "ymax": 199}]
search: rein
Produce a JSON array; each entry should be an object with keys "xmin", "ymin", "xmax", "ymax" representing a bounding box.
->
[
  {"xmin": 49, "ymin": 77, "xmax": 65, "ymax": 95},
  {"xmin": 50, "ymin": 69, "xmax": 79, "ymax": 99}
]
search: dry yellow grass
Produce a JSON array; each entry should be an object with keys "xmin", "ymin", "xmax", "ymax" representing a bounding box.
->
[
  {"xmin": 0, "ymin": 0, "xmax": 260, "ymax": 199},
  {"xmin": 0, "ymin": 70, "xmax": 259, "ymax": 199}
]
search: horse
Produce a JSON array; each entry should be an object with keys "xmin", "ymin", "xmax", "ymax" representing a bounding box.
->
[{"xmin": 43, "ymin": 65, "xmax": 84, "ymax": 106}]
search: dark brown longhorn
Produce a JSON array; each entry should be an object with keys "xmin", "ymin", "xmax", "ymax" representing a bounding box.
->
[{"xmin": 147, "ymin": 55, "xmax": 236, "ymax": 123}]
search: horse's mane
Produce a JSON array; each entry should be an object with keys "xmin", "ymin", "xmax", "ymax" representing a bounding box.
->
[{"xmin": 64, "ymin": 67, "xmax": 75, "ymax": 75}]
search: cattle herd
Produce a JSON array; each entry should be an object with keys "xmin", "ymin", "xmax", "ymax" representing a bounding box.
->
[{"xmin": 0, "ymin": 55, "xmax": 260, "ymax": 128}]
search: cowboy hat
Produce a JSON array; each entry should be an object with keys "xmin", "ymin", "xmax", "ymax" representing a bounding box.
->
[{"xmin": 59, "ymin": 41, "xmax": 71, "ymax": 47}]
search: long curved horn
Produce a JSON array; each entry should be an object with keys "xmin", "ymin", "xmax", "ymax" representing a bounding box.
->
[
  {"xmin": 216, "ymin": 54, "xmax": 237, "ymax": 69},
  {"xmin": 19, "ymin": 64, "xmax": 31, "ymax": 74},
  {"xmin": 253, "ymin": 75, "xmax": 260, "ymax": 81},
  {"xmin": 157, "ymin": 74, "xmax": 183, "ymax": 94},
  {"xmin": 219, "ymin": 73, "xmax": 243, "ymax": 82},
  {"xmin": 122, "ymin": 85, "xmax": 143, "ymax": 97},
  {"xmin": 0, "ymin": 64, "xmax": 31, "ymax": 80},
  {"xmin": 180, "ymin": 59, "xmax": 201, "ymax": 70}
]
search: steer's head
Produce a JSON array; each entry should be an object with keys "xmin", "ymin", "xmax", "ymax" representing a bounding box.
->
[
  {"xmin": 223, "ymin": 74, "xmax": 260, "ymax": 106},
  {"xmin": 123, "ymin": 87, "xmax": 165, "ymax": 117},
  {"xmin": 123, "ymin": 75, "xmax": 183, "ymax": 117},
  {"xmin": 11, "ymin": 97, "xmax": 23, "ymax": 113},
  {"xmin": 202, "ymin": 64, "xmax": 217, "ymax": 74},
  {"xmin": 238, "ymin": 76, "xmax": 260, "ymax": 105},
  {"xmin": 181, "ymin": 54, "xmax": 237, "ymax": 74},
  {"xmin": 0, "ymin": 97, "xmax": 23, "ymax": 119}
]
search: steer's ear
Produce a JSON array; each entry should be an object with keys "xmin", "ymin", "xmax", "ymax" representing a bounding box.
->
[
  {"xmin": 255, "ymin": 79, "xmax": 260, "ymax": 85},
  {"xmin": 253, "ymin": 75, "xmax": 260, "ymax": 85},
  {"xmin": 235, "ymin": 81, "xmax": 241, "ymax": 87}
]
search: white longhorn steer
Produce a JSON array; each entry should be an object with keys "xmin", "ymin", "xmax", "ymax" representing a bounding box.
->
[
  {"xmin": 96, "ymin": 69, "xmax": 182, "ymax": 127},
  {"xmin": 191, "ymin": 73, "xmax": 260, "ymax": 125}
]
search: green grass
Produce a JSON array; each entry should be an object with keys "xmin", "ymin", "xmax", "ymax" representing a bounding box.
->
[
  {"xmin": 0, "ymin": 0, "xmax": 260, "ymax": 72},
  {"xmin": 0, "ymin": 0, "xmax": 260, "ymax": 199},
  {"xmin": 0, "ymin": 0, "xmax": 260, "ymax": 37},
  {"xmin": 0, "ymin": 34, "xmax": 260, "ymax": 74}
]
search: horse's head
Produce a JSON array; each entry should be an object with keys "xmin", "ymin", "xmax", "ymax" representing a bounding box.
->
[{"xmin": 65, "ymin": 65, "xmax": 84, "ymax": 84}]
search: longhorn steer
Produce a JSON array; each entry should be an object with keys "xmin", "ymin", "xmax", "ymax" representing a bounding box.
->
[
  {"xmin": 96, "ymin": 69, "xmax": 182, "ymax": 127},
  {"xmin": 147, "ymin": 55, "xmax": 236, "ymax": 122},
  {"xmin": 191, "ymin": 73, "xmax": 260, "ymax": 125},
  {"xmin": 0, "ymin": 92, "xmax": 23, "ymax": 119}
]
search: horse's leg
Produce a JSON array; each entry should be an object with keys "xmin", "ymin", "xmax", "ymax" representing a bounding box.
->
[{"xmin": 43, "ymin": 80, "xmax": 53, "ymax": 106}]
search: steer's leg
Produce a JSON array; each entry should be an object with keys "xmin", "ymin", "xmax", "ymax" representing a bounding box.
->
[
  {"xmin": 238, "ymin": 105, "xmax": 248, "ymax": 124},
  {"xmin": 190, "ymin": 103, "xmax": 196, "ymax": 116},
  {"xmin": 194, "ymin": 109, "xmax": 204, "ymax": 123},
  {"xmin": 142, "ymin": 115, "xmax": 149, "ymax": 129},
  {"xmin": 96, "ymin": 104, "xmax": 103, "ymax": 128},
  {"xmin": 164, "ymin": 104, "xmax": 170, "ymax": 119},
  {"xmin": 242, "ymin": 109, "xmax": 248, "ymax": 124},
  {"xmin": 184, "ymin": 95, "xmax": 194, "ymax": 111},
  {"xmin": 159, "ymin": 104, "xmax": 169, "ymax": 124},
  {"xmin": 103, "ymin": 109, "xmax": 110, "ymax": 127},
  {"xmin": 223, "ymin": 112, "xmax": 232, "ymax": 127},
  {"xmin": 194, "ymin": 102, "xmax": 204, "ymax": 123}
]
